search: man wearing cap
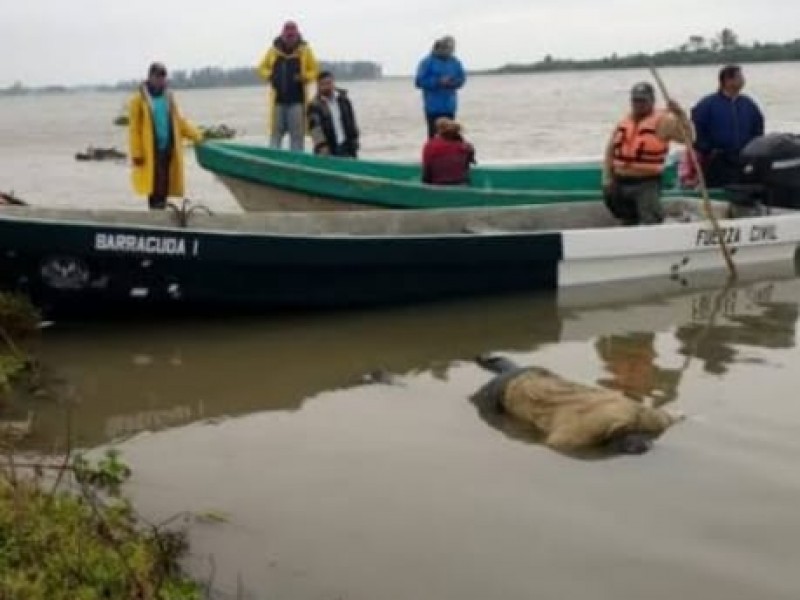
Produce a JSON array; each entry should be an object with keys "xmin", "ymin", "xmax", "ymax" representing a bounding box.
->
[
  {"xmin": 415, "ymin": 36, "xmax": 466, "ymax": 139},
  {"xmin": 602, "ymin": 82, "xmax": 690, "ymax": 226},
  {"xmin": 128, "ymin": 63, "xmax": 205, "ymax": 210},
  {"xmin": 258, "ymin": 21, "xmax": 319, "ymax": 151}
]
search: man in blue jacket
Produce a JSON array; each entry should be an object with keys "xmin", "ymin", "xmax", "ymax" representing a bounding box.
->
[
  {"xmin": 415, "ymin": 36, "xmax": 466, "ymax": 139},
  {"xmin": 691, "ymin": 65, "xmax": 765, "ymax": 187}
]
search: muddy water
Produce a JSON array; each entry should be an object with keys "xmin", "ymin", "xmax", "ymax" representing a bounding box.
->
[
  {"xmin": 2, "ymin": 63, "xmax": 800, "ymax": 211},
  {"xmin": 3, "ymin": 64, "xmax": 800, "ymax": 598},
  {"xmin": 21, "ymin": 275, "xmax": 800, "ymax": 599}
]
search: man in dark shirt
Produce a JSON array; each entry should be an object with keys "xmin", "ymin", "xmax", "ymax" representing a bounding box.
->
[{"xmin": 691, "ymin": 65, "xmax": 765, "ymax": 187}]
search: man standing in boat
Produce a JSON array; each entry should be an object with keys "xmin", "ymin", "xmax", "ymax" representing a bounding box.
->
[
  {"xmin": 258, "ymin": 21, "xmax": 319, "ymax": 151},
  {"xmin": 128, "ymin": 63, "xmax": 205, "ymax": 210},
  {"xmin": 691, "ymin": 65, "xmax": 765, "ymax": 188},
  {"xmin": 307, "ymin": 71, "xmax": 360, "ymax": 158},
  {"xmin": 602, "ymin": 82, "xmax": 691, "ymax": 226},
  {"xmin": 415, "ymin": 36, "xmax": 466, "ymax": 139}
]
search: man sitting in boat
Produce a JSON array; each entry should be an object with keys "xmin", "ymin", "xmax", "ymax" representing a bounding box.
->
[
  {"xmin": 307, "ymin": 71, "xmax": 360, "ymax": 158},
  {"xmin": 421, "ymin": 117, "xmax": 476, "ymax": 186},
  {"xmin": 602, "ymin": 82, "xmax": 691, "ymax": 225}
]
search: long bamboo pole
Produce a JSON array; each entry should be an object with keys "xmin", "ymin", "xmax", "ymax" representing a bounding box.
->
[{"xmin": 648, "ymin": 65, "xmax": 738, "ymax": 280}]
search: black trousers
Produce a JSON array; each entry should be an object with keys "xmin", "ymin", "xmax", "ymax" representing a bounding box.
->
[
  {"xmin": 702, "ymin": 152, "xmax": 743, "ymax": 188},
  {"xmin": 426, "ymin": 112, "xmax": 455, "ymax": 139},
  {"xmin": 331, "ymin": 141, "xmax": 358, "ymax": 158},
  {"xmin": 148, "ymin": 148, "xmax": 172, "ymax": 210}
]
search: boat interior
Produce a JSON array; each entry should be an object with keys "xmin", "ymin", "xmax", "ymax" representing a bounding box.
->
[{"xmin": 0, "ymin": 198, "xmax": 758, "ymax": 237}]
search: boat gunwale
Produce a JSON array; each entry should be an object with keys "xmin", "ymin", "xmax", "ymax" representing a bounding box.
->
[
  {"xmin": 1, "ymin": 202, "xmax": 796, "ymax": 253},
  {"xmin": 200, "ymin": 143, "xmax": 670, "ymax": 202}
]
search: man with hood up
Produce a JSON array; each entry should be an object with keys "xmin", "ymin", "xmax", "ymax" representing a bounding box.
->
[
  {"xmin": 258, "ymin": 21, "xmax": 319, "ymax": 151},
  {"xmin": 415, "ymin": 36, "xmax": 466, "ymax": 139}
]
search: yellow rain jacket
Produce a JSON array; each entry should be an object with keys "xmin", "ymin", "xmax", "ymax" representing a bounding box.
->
[
  {"xmin": 128, "ymin": 85, "xmax": 203, "ymax": 198},
  {"xmin": 257, "ymin": 39, "xmax": 319, "ymax": 134}
]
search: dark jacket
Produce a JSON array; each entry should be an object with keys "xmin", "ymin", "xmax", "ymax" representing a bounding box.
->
[
  {"xmin": 691, "ymin": 91, "xmax": 765, "ymax": 158},
  {"xmin": 422, "ymin": 136, "xmax": 475, "ymax": 185},
  {"xmin": 307, "ymin": 90, "xmax": 360, "ymax": 156},
  {"xmin": 265, "ymin": 37, "xmax": 311, "ymax": 105}
]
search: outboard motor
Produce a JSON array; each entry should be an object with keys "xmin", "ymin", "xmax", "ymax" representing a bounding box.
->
[{"xmin": 726, "ymin": 133, "xmax": 800, "ymax": 217}]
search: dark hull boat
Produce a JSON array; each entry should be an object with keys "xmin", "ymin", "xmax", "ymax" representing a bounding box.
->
[{"xmin": 0, "ymin": 199, "xmax": 798, "ymax": 318}]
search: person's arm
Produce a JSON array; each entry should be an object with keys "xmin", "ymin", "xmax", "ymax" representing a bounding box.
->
[
  {"xmin": 177, "ymin": 110, "xmax": 204, "ymax": 144},
  {"xmin": 302, "ymin": 45, "xmax": 319, "ymax": 84},
  {"xmin": 690, "ymin": 97, "xmax": 712, "ymax": 154},
  {"xmin": 128, "ymin": 95, "xmax": 144, "ymax": 166},
  {"xmin": 415, "ymin": 57, "xmax": 439, "ymax": 91},
  {"xmin": 752, "ymin": 99, "xmax": 765, "ymax": 137},
  {"xmin": 307, "ymin": 102, "xmax": 328, "ymax": 154},
  {"xmin": 257, "ymin": 48, "xmax": 276, "ymax": 82},
  {"xmin": 601, "ymin": 126, "xmax": 617, "ymax": 188},
  {"xmin": 451, "ymin": 59, "xmax": 466, "ymax": 89},
  {"xmin": 421, "ymin": 142, "xmax": 433, "ymax": 183},
  {"xmin": 658, "ymin": 104, "xmax": 694, "ymax": 145}
]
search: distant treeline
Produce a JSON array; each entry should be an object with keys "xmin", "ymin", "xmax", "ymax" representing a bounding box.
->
[
  {"xmin": 489, "ymin": 31, "xmax": 800, "ymax": 74},
  {"xmin": 1, "ymin": 61, "xmax": 382, "ymax": 95}
]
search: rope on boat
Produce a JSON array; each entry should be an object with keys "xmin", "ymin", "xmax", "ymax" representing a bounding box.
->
[{"xmin": 649, "ymin": 65, "xmax": 738, "ymax": 280}]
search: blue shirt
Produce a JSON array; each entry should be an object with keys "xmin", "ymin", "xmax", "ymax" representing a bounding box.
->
[
  {"xmin": 150, "ymin": 94, "xmax": 172, "ymax": 151},
  {"xmin": 414, "ymin": 54, "xmax": 466, "ymax": 116},
  {"xmin": 691, "ymin": 91, "xmax": 765, "ymax": 157}
]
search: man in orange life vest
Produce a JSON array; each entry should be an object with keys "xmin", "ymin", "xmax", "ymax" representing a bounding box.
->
[{"xmin": 602, "ymin": 82, "xmax": 691, "ymax": 225}]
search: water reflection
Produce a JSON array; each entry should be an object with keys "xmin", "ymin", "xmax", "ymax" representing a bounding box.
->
[
  {"xmin": 674, "ymin": 282, "xmax": 799, "ymax": 375},
  {"xmin": 595, "ymin": 333, "xmax": 682, "ymax": 405},
  {"xmin": 12, "ymin": 275, "xmax": 800, "ymax": 450}
]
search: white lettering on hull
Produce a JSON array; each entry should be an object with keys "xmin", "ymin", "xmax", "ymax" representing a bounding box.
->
[
  {"xmin": 695, "ymin": 224, "xmax": 779, "ymax": 247},
  {"xmin": 94, "ymin": 233, "xmax": 199, "ymax": 257}
]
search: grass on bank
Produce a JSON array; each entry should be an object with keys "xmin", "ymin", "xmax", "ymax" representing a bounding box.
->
[{"xmin": 0, "ymin": 292, "xmax": 203, "ymax": 599}]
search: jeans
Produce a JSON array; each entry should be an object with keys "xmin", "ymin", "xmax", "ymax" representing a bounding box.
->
[{"xmin": 271, "ymin": 103, "xmax": 305, "ymax": 151}]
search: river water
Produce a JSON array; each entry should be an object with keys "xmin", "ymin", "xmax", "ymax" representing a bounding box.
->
[{"xmin": 3, "ymin": 64, "xmax": 800, "ymax": 599}]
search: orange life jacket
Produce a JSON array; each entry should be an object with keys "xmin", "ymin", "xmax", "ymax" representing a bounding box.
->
[{"xmin": 612, "ymin": 111, "xmax": 669, "ymax": 176}]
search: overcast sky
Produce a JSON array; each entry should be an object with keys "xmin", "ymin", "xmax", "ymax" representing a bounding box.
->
[{"xmin": 2, "ymin": 0, "xmax": 798, "ymax": 86}]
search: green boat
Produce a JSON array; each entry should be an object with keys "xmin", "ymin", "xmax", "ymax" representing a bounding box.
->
[{"xmin": 195, "ymin": 141, "xmax": 696, "ymax": 212}]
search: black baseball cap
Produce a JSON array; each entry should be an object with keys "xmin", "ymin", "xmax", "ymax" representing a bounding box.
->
[{"xmin": 630, "ymin": 82, "xmax": 655, "ymax": 101}]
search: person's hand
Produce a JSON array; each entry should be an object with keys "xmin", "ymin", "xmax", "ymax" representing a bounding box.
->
[
  {"xmin": 318, "ymin": 145, "xmax": 330, "ymax": 156},
  {"xmin": 667, "ymin": 99, "xmax": 687, "ymax": 118},
  {"xmin": 132, "ymin": 157, "xmax": 144, "ymax": 167},
  {"xmin": 440, "ymin": 76, "xmax": 453, "ymax": 87}
]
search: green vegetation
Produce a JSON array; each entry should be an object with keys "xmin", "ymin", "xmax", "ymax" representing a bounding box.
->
[
  {"xmin": 0, "ymin": 293, "xmax": 40, "ymax": 401},
  {"xmin": 0, "ymin": 291, "xmax": 202, "ymax": 599},
  {"xmin": 3, "ymin": 60, "xmax": 383, "ymax": 96},
  {"xmin": 0, "ymin": 450, "xmax": 201, "ymax": 600},
  {"xmin": 490, "ymin": 31, "xmax": 800, "ymax": 74}
]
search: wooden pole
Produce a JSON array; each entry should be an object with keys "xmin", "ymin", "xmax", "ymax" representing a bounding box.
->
[{"xmin": 648, "ymin": 65, "xmax": 738, "ymax": 280}]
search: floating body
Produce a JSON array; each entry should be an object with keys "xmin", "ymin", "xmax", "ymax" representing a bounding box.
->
[{"xmin": 473, "ymin": 355, "xmax": 683, "ymax": 454}]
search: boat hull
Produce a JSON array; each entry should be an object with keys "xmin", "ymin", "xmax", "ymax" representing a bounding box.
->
[
  {"xmin": 196, "ymin": 142, "xmax": 686, "ymax": 212},
  {"xmin": 218, "ymin": 175, "xmax": 378, "ymax": 212},
  {"xmin": 0, "ymin": 204, "xmax": 798, "ymax": 318}
]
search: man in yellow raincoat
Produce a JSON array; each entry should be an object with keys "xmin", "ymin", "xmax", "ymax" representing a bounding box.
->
[
  {"xmin": 257, "ymin": 21, "xmax": 319, "ymax": 151},
  {"xmin": 128, "ymin": 63, "xmax": 204, "ymax": 210}
]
